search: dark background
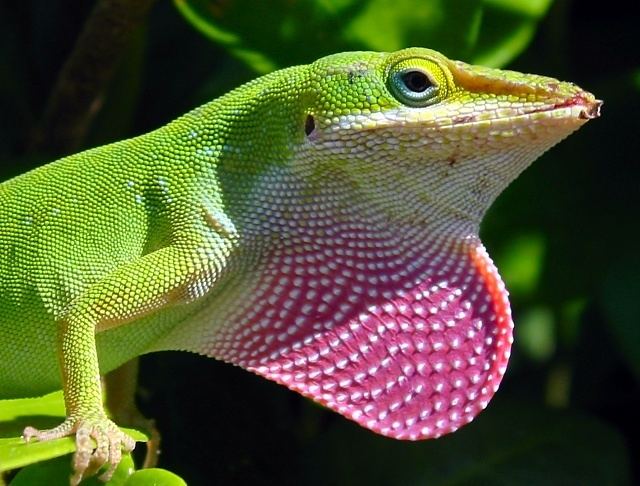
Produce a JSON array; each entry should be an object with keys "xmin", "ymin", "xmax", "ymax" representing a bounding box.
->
[{"xmin": 1, "ymin": 1, "xmax": 638, "ymax": 484}]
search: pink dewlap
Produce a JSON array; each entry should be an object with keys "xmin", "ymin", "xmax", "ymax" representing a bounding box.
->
[{"xmin": 217, "ymin": 232, "xmax": 512, "ymax": 440}]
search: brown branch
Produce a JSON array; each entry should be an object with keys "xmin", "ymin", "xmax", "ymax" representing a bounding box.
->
[{"xmin": 32, "ymin": 0, "xmax": 157, "ymax": 156}]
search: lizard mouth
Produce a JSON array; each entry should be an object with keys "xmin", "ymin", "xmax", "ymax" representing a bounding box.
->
[
  {"xmin": 326, "ymin": 93, "xmax": 602, "ymax": 135},
  {"xmin": 451, "ymin": 94, "xmax": 602, "ymax": 129},
  {"xmin": 569, "ymin": 96, "xmax": 602, "ymax": 120},
  {"xmin": 526, "ymin": 93, "xmax": 603, "ymax": 120}
]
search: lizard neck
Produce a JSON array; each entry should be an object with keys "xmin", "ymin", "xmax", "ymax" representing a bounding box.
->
[{"xmin": 229, "ymin": 160, "xmax": 483, "ymax": 246}]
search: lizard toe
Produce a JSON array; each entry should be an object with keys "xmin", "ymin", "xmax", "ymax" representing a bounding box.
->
[
  {"xmin": 98, "ymin": 437, "xmax": 123, "ymax": 482},
  {"xmin": 72, "ymin": 418, "xmax": 136, "ymax": 484},
  {"xmin": 23, "ymin": 419, "xmax": 75, "ymax": 442},
  {"xmin": 23, "ymin": 416, "xmax": 135, "ymax": 485},
  {"xmin": 71, "ymin": 425, "xmax": 93, "ymax": 485}
]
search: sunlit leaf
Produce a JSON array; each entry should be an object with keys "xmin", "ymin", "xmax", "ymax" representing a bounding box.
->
[
  {"xmin": 483, "ymin": 0, "xmax": 552, "ymax": 18},
  {"xmin": 343, "ymin": 0, "xmax": 482, "ymax": 58},
  {"xmin": 0, "ymin": 392, "xmax": 147, "ymax": 473},
  {"xmin": 9, "ymin": 454, "xmax": 134, "ymax": 486},
  {"xmin": 125, "ymin": 468, "xmax": 187, "ymax": 486}
]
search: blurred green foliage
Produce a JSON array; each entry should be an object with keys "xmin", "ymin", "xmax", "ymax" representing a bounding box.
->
[
  {"xmin": 0, "ymin": 0, "xmax": 638, "ymax": 484},
  {"xmin": 173, "ymin": 0, "xmax": 552, "ymax": 71}
]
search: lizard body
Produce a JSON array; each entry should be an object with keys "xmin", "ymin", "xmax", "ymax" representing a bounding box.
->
[{"xmin": 0, "ymin": 48, "xmax": 600, "ymax": 483}]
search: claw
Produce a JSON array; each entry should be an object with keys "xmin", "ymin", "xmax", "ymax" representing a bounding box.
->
[{"xmin": 23, "ymin": 417, "xmax": 135, "ymax": 485}]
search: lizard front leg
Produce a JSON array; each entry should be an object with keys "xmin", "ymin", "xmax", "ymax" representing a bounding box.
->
[{"xmin": 23, "ymin": 243, "xmax": 224, "ymax": 485}]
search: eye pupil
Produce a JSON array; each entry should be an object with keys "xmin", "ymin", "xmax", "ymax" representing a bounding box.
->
[{"xmin": 402, "ymin": 71, "xmax": 430, "ymax": 92}]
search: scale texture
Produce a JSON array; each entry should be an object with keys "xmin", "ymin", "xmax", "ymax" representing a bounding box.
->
[{"xmin": 0, "ymin": 48, "xmax": 599, "ymax": 481}]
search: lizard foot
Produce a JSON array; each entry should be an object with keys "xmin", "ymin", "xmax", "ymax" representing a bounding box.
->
[{"xmin": 23, "ymin": 416, "xmax": 135, "ymax": 485}]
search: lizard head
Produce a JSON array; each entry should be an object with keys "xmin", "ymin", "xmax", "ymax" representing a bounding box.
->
[{"xmin": 300, "ymin": 47, "xmax": 601, "ymax": 233}]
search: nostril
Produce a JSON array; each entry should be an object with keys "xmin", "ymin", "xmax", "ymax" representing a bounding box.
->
[{"xmin": 581, "ymin": 99, "xmax": 603, "ymax": 119}]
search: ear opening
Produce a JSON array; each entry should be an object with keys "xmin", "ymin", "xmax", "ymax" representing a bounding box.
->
[{"xmin": 304, "ymin": 114, "xmax": 316, "ymax": 136}]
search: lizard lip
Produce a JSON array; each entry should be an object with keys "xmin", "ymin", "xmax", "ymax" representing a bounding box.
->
[
  {"xmin": 555, "ymin": 93, "xmax": 602, "ymax": 120},
  {"xmin": 520, "ymin": 94, "xmax": 602, "ymax": 121}
]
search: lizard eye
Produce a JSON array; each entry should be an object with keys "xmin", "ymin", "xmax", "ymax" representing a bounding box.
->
[
  {"xmin": 388, "ymin": 58, "xmax": 447, "ymax": 107},
  {"xmin": 389, "ymin": 68, "xmax": 439, "ymax": 107}
]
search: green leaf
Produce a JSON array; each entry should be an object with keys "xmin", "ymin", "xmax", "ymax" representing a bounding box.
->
[
  {"xmin": 125, "ymin": 468, "xmax": 187, "ymax": 486},
  {"xmin": 483, "ymin": 0, "xmax": 553, "ymax": 17},
  {"xmin": 342, "ymin": 0, "xmax": 483, "ymax": 59},
  {"xmin": 0, "ymin": 391, "xmax": 66, "ymax": 425},
  {"xmin": 472, "ymin": 0, "xmax": 554, "ymax": 67},
  {"xmin": 173, "ymin": 0, "xmax": 549, "ymax": 73},
  {"xmin": 9, "ymin": 454, "xmax": 135, "ymax": 486},
  {"xmin": 0, "ymin": 392, "xmax": 147, "ymax": 473}
]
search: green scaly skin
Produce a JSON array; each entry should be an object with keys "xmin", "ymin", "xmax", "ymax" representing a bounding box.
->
[{"xmin": 0, "ymin": 48, "xmax": 600, "ymax": 483}]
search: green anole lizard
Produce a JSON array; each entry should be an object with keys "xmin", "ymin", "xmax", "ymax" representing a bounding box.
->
[{"xmin": 0, "ymin": 48, "xmax": 600, "ymax": 483}]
